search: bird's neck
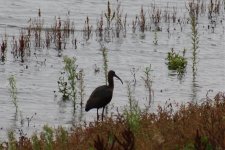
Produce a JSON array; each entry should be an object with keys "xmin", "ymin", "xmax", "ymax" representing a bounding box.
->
[{"xmin": 108, "ymin": 77, "xmax": 114, "ymax": 88}]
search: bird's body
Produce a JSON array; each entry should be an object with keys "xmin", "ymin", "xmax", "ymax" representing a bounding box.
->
[
  {"xmin": 85, "ymin": 70, "xmax": 123, "ymax": 120},
  {"xmin": 85, "ymin": 85, "xmax": 113, "ymax": 111}
]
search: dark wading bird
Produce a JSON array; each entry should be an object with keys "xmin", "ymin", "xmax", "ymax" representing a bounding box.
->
[{"xmin": 85, "ymin": 70, "xmax": 123, "ymax": 121}]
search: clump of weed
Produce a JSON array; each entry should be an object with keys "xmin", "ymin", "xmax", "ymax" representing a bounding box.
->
[
  {"xmin": 63, "ymin": 56, "xmax": 78, "ymax": 110},
  {"xmin": 57, "ymin": 72, "xmax": 69, "ymax": 101},
  {"xmin": 58, "ymin": 56, "xmax": 78, "ymax": 111},
  {"xmin": 8, "ymin": 75, "xmax": 18, "ymax": 112},
  {"xmin": 166, "ymin": 48, "xmax": 187, "ymax": 74}
]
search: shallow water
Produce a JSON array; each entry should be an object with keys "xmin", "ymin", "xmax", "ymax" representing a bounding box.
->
[{"xmin": 0, "ymin": 0, "xmax": 224, "ymax": 140}]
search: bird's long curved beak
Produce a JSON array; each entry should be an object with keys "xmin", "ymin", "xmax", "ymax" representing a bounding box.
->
[{"xmin": 114, "ymin": 74, "xmax": 123, "ymax": 84}]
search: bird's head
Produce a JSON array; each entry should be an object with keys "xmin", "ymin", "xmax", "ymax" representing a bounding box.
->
[{"xmin": 108, "ymin": 70, "xmax": 123, "ymax": 84}]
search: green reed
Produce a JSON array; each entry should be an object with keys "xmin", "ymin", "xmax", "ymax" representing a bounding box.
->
[
  {"xmin": 8, "ymin": 75, "xmax": 18, "ymax": 112},
  {"xmin": 190, "ymin": 10, "xmax": 199, "ymax": 76},
  {"xmin": 102, "ymin": 47, "xmax": 108, "ymax": 85}
]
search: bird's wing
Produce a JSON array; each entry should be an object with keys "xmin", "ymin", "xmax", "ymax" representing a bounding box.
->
[{"xmin": 86, "ymin": 85, "xmax": 112, "ymax": 110}]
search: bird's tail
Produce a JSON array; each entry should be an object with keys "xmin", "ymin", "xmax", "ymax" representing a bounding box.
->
[
  {"xmin": 85, "ymin": 106, "xmax": 90, "ymax": 112},
  {"xmin": 85, "ymin": 101, "xmax": 90, "ymax": 112}
]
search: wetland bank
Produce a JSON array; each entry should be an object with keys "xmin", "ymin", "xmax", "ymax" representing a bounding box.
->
[{"xmin": 0, "ymin": 0, "xmax": 225, "ymax": 148}]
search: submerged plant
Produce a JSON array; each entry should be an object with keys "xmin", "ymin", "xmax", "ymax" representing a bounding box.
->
[
  {"xmin": 8, "ymin": 75, "xmax": 18, "ymax": 111},
  {"xmin": 166, "ymin": 48, "xmax": 187, "ymax": 74}
]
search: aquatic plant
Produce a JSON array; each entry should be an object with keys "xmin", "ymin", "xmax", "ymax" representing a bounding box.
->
[
  {"xmin": 57, "ymin": 72, "xmax": 70, "ymax": 101},
  {"xmin": 63, "ymin": 11, "xmax": 75, "ymax": 35},
  {"xmin": 18, "ymin": 34, "xmax": 25, "ymax": 62},
  {"xmin": 58, "ymin": 56, "xmax": 78, "ymax": 110},
  {"xmin": 189, "ymin": 5, "xmax": 199, "ymax": 76},
  {"xmin": 78, "ymin": 69, "xmax": 85, "ymax": 108},
  {"xmin": 105, "ymin": 1, "xmax": 115, "ymax": 29},
  {"xmin": 45, "ymin": 31, "xmax": 51, "ymax": 49},
  {"xmin": 115, "ymin": 0, "xmax": 126, "ymax": 37},
  {"xmin": 96, "ymin": 15, "xmax": 104, "ymax": 39},
  {"xmin": 166, "ymin": 48, "xmax": 187, "ymax": 74},
  {"xmin": 101, "ymin": 47, "xmax": 108, "ymax": 85},
  {"xmin": 83, "ymin": 16, "xmax": 92, "ymax": 41},
  {"xmin": 8, "ymin": 75, "xmax": 18, "ymax": 112},
  {"xmin": 26, "ymin": 113, "xmax": 37, "ymax": 127},
  {"xmin": 153, "ymin": 30, "xmax": 158, "ymax": 45},
  {"xmin": 141, "ymin": 65, "xmax": 154, "ymax": 105},
  {"xmin": 150, "ymin": 4, "xmax": 162, "ymax": 27},
  {"xmin": 130, "ymin": 67, "xmax": 139, "ymax": 86},
  {"xmin": 63, "ymin": 56, "xmax": 78, "ymax": 110},
  {"xmin": 139, "ymin": 6, "xmax": 146, "ymax": 33},
  {"xmin": 132, "ymin": 16, "xmax": 138, "ymax": 33},
  {"xmin": 0, "ymin": 40, "xmax": 7, "ymax": 62}
]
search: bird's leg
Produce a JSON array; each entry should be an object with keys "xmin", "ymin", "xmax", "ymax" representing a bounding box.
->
[
  {"xmin": 97, "ymin": 108, "xmax": 99, "ymax": 121},
  {"xmin": 102, "ymin": 107, "xmax": 105, "ymax": 121}
]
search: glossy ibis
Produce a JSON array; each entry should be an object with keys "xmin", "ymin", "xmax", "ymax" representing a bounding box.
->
[{"xmin": 85, "ymin": 70, "xmax": 123, "ymax": 120}]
